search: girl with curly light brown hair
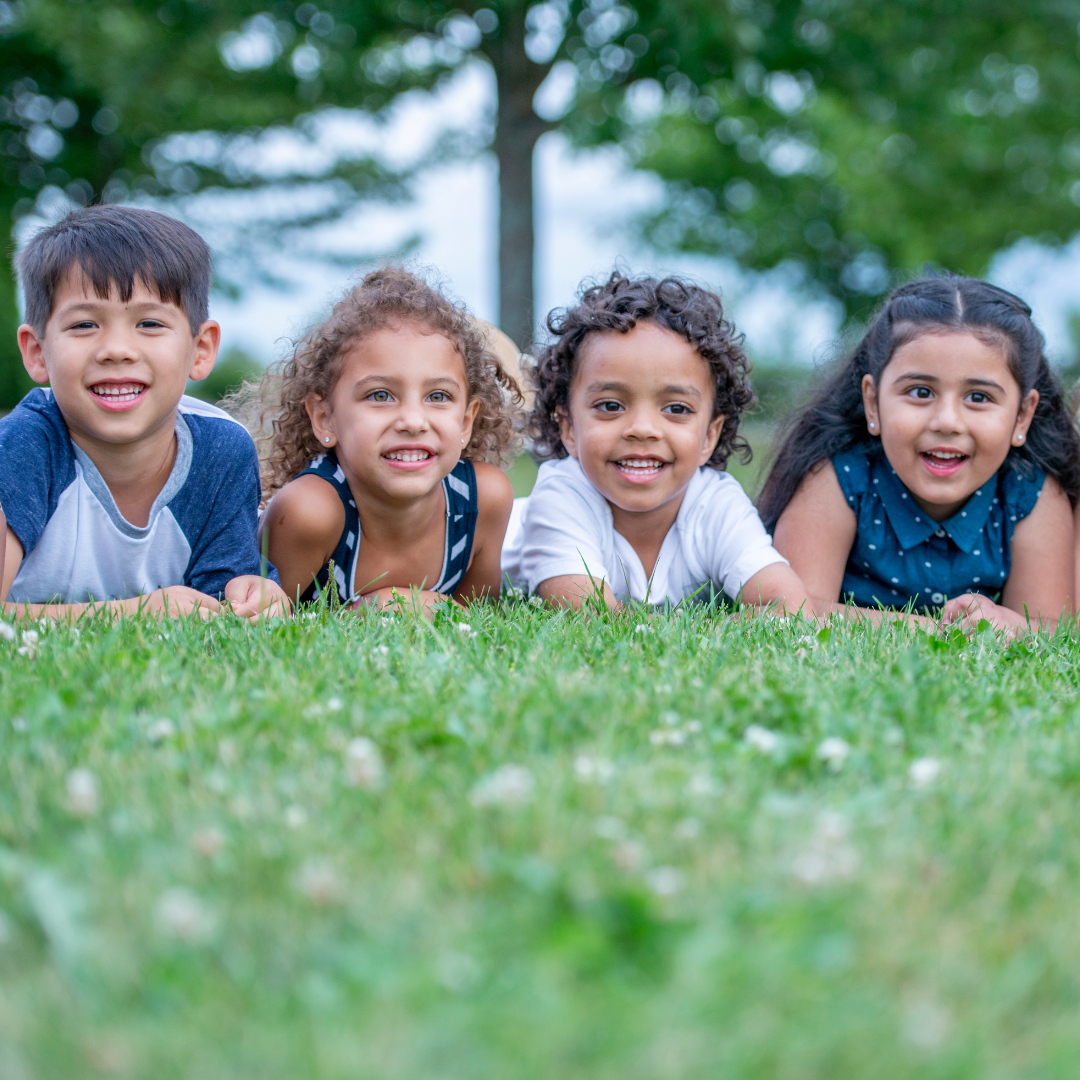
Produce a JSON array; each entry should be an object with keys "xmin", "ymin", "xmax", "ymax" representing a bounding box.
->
[{"xmin": 256, "ymin": 267, "xmax": 521, "ymax": 612}]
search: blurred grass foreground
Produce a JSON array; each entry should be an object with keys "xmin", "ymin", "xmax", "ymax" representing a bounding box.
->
[{"xmin": 2, "ymin": 606, "xmax": 1080, "ymax": 1077}]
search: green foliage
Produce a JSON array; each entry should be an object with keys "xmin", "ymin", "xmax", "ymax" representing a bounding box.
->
[
  {"xmin": 186, "ymin": 346, "xmax": 264, "ymax": 403},
  {"xmin": 2, "ymin": 606, "xmax": 1080, "ymax": 1074}
]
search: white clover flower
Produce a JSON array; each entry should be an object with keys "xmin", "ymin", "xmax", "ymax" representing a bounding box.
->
[
  {"xmin": 295, "ymin": 859, "xmax": 341, "ymax": 905},
  {"xmin": 0, "ymin": 622, "xmax": 15, "ymax": 642},
  {"xmin": 21, "ymin": 630, "xmax": 39, "ymax": 646},
  {"xmin": 684, "ymin": 720, "xmax": 703, "ymax": 734},
  {"xmin": 528, "ymin": 594, "xmax": 544, "ymax": 608},
  {"xmin": 817, "ymin": 737, "xmax": 850, "ymax": 770},
  {"xmin": 634, "ymin": 624, "xmax": 652, "ymax": 635},
  {"xmin": 344, "ymin": 737, "xmax": 385, "ymax": 789},
  {"xmin": 470, "ymin": 764, "xmax": 534, "ymax": 808},
  {"xmin": 326, "ymin": 697, "xmax": 343, "ymax": 712},
  {"xmin": 155, "ymin": 888, "xmax": 213, "ymax": 943},
  {"xmin": 65, "ymin": 768, "xmax": 99, "ymax": 817},
  {"xmin": 146, "ymin": 718, "xmax": 176, "ymax": 744},
  {"xmin": 284, "ymin": 805, "xmax": 308, "ymax": 829},
  {"xmin": 573, "ymin": 755, "xmax": 615, "ymax": 783},
  {"xmin": 744, "ymin": 724, "xmax": 782, "ymax": 755},
  {"xmin": 909, "ymin": 757, "xmax": 942, "ymax": 788},
  {"xmin": 646, "ymin": 866, "xmax": 684, "ymax": 897},
  {"xmin": 190, "ymin": 826, "xmax": 226, "ymax": 858}
]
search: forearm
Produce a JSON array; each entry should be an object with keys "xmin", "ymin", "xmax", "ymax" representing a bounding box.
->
[{"xmin": 537, "ymin": 575, "xmax": 621, "ymax": 611}]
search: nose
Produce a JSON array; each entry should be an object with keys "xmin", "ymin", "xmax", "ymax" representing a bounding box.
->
[
  {"xmin": 93, "ymin": 323, "xmax": 138, "ymax": 364},
  {"xmin": 621, "ymin": 403, "xmax": 662, "ymax": 441},
  {"xmin": 393, "ymin": 396, "xmax": 430, "ymax": 433},
  {"xmin": 927, "ymin": 392, "xmax": 964, "ymax": 434}
]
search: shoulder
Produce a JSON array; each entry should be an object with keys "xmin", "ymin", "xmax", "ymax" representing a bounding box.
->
[
  {"xmin": 1001, "ymin": 460, "xmax": 1050, "ymax": 521},
  {"xmin": 471, "ymin": 460, "xmax": 514, "ymax": 520},
  {"xmin": 831, "ymin": 444, "xmax": 872, "ymax": 500},
  {"xmin": 0, "ymin": 388, "xmax": 71, "ymax": 450},
  {"xmin": 182, "ymin": 402, "xmax": 257, "ymax": 461},
  {"xmin": 264, "ymin": 473, "xmax": 345, "ymax": 547},
  {"xmin": 531, "ymin": 456, "xmax": 604, "ymax": 505}
]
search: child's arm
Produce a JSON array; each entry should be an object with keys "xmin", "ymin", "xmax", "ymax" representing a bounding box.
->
[
  {"xmin": 537, "ymin": 574, "xmax": 620, "ymax": 610},
  {"xmin": 456, "ymin": 462, "xmax": 514, "ymax": 603},
  {"xmin": 737, "ymin": 562, "xmax": 814, "ymax": 615},
  {"xmin": 0, "ymin": 525, "xmax": 219, "ymax": 620},
  {"xmin": 943, "ymin": 475, "xmax": 1074, "ymax": 633},
  {"xmin": 260, "ymin": 476, "xmax": 345, "ymax": 608}
]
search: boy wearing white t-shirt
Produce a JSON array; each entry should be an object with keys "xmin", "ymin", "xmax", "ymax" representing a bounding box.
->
[{"xmin": 502, "ymin": 272, "xmax": 812, "ymax": 612}]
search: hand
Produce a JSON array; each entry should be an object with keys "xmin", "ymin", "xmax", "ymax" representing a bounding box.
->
[
  {"xmin": 131, "ymin": 586, "xmax": 221, "ymax": 619},
  {"xmin": 941, "ymin": 593, "xmax": 1027, "ymax": 636},
  {"xmin": 352, "ymin": 586, "xmax": 458, "ymax": 618},
  {"xmin": 222, "ymin": 575, "xmax": 292, "ymax": 620}
]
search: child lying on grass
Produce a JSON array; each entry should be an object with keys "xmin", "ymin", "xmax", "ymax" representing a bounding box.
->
[
  {"xmin": 0, "ymin": 205, "xmax": 289, "ymax": 620},
  {"xmin": 256, "ymin": 268, "xmax": 520, "ymax": 614},
  {"xmin": 758, "ymin": 275, "xmax": 1078, "ymax": 634},
  {"xmin": 502, "ymin": 272, "xmax": 811, "ymax": 615}
]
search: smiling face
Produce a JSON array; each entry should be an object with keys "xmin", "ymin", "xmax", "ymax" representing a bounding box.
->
[
  {"xmin": 306, "ymin": 323, "xmax": 481, "ymax": 504},
  {"xmin": 17, "ymin": 272, "xmax": 218, "ymax": 451},
  {"xmin": 558, "ymin": 321, "xmax": 724, "ymax": 519},
  {"xmin": 862, "ymin": 330, "xmax": 1038, "ymax": 521}
]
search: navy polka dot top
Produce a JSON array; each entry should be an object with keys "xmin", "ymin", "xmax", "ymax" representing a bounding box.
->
[{"xmin": 831, "ymin": 443, "xmax": 1044, "ymax": 611}]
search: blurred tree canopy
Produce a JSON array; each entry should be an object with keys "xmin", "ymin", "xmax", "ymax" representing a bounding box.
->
[{"xmin": 2, "ymin": 0, "xmax": 1080, "ymax": 407}]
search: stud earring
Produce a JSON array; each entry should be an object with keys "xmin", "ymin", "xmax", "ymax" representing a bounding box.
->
[
  {"xmin": 1016, "ymin": 433, "xmax": 1024, "ymax": 443},
  {"xmin": 461, "ymin": 436, "xmax": 467, "ymax": 444},
  {"xmin": 868, "ymin": 421, "xmax": 876, "ymax": 431},
  {"xmin": 324, "ymin": 436, "xmax": 331, "ymax": 444}
]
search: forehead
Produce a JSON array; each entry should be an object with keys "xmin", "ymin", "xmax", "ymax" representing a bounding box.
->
[
  {"xmin": 574, "ymin": 321, "xmax": 712, "ymax": 391},
  {"xmin": 339, "ymin": 323, "xmax": 468, "ymax": 380},
  {"xmin": 50, "ymin": 268, "xmax": 177, "ymax": 311},
  {"xmin": 886, "ymin": 331, "xmax": 1015, "ymax": 383}
]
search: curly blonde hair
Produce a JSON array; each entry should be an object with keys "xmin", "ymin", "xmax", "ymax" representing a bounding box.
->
[{"xmin": 241, "ymin": 267, "xmax": 523, "ymax": 496}]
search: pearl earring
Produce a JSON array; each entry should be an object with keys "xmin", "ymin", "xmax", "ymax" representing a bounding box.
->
[
  {"xmin": 461, "ymin": 436, "xmax": 467, "ymax": 444},
  {"xmin": 868, "ymin": 421, "xmax": 876, "ymax": 431},
  {"xmin": 1017, "ymin": 433, "xmax": 1024, "ymax": 443},
  {"xmin": 324, "ymin": 436, "xmax": 330, "ymax": 444}
]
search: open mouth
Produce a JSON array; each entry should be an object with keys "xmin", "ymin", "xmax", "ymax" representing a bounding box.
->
[
  {"xmin": 89, "ymin": 382, "xmax": 148, "ymax": 410},
  {"xmin": 612, "ymin": 457, "xmax": 668, "ymax": 482},
  {"xmin": 920, "ymin": 449, "xmax": 969, "ymax": 477},
  {"xmin": 383, "ymin": 447, "xmax": 435, "ymax": 470}
]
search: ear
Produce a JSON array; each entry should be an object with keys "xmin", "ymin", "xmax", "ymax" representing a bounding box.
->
[
  {"xmin": 188, "ymin": 320, "xmax": 221, "ymax": 382},
  {"xmin": 557, "ymin": 407, "xmax": 578, "ymax": 459},
  {"xmin": 699, "ymin": 412, "xmax": 726, "ymax": 467},
  {"xmin": 17, "ymin": 324, "xmax": 48, "ymax": 384},
  {"xmin": 459, "ymin": 397, "xmax": 482, "ymax": 449},
  {"xmin": 861, "ymin": 374, "xmax": 881, "ymax": 438},
  {"xmin": 1012, "ymin": 387, "xmax": 1039, "ymax": 446},
  {"xmin": 305, "ymin": 393, "xmax": 336, "ymax": 448}
]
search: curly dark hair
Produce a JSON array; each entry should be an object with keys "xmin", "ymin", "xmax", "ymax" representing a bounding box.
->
[
  {"xmin": 528, "ymin": 272, "xmax": 754, "ymax": 469},
  {"xmin": 232, "ymin": 267, "xmax": 522, "ymax": 496},
  {"xmin": 757, "ymin": 273, "xmax": 1080, "ymax": 530}
]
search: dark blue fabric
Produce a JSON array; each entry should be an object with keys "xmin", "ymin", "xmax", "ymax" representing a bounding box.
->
[
  {"xmin": 832, "ymin": 442, "xmax": 1044, "ymax": 611},
  {"xmin": 295, "ymin": 451, "xmax": 478, "ymax": 603},
  {"xmin": 0, "ymin": 388, "xmax": 275, "ymax": 598},
  {"xmin": 168, "ymin": 410, "xmax": 277, "ymax": 595}
]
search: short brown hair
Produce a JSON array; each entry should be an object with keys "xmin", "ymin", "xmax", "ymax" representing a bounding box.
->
[
  {"xmin": 529, "ymin": 271, "xmax": 754, "ymax": 469},
  {"xmin": 18, "ymin": 205, "xmax": 211, "ymax": 334},
  {"xmin": 248, "ymin": 267, "xmax": 522, "ymax": 496}
]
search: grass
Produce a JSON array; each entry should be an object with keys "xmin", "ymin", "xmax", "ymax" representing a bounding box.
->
[{"xmin": 2, "ymin": 604, "xmax": 1080, "ymax": 1078}]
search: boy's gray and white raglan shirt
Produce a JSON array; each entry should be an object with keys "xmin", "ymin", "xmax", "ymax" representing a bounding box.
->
[
  {"xmin": 501, "ymin": 456, "xmax": 787, "ymax": 606},
  {"xmin": 0, "ymin": 388, "xmax": 276, "ymax": 604}
]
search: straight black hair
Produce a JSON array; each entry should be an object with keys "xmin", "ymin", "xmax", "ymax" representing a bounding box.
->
[
  {"xmin": 17, "ymin": 204, "xmax": 211, "ymax": 335},
  {"xmin": 757, "ymin": 274, "xmax": 1080, "ymax": 530}
]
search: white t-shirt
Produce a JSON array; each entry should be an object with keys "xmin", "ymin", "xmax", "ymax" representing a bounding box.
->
[{"xmin": 501, "ymin": 456, "xmax": 787, "ymax": 606}]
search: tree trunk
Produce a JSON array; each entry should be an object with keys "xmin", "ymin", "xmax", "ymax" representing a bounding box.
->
[{"xmin": 485, "ymin": 4, "xmax": 550, "ymax": 352}]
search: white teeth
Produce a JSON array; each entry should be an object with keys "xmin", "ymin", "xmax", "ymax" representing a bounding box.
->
[
  {"xmin": 925, "ymin": 451, "xmax": 965, "ymax": 460},
  {"xmin": 92, "ymin": 385, "xmax": 144, "ymax": 401},
  {"xmin": 386, "ymin": 449, "xmax": 432, "ymax": 462},
  {"xmin": 617, "ymin": 459, "xmax": 664, "ymax": 471}
]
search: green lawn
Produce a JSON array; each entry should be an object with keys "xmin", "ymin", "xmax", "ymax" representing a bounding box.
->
[{"xmin": 3, "ymin": 605, "xmax": 1080, "ymax": 1078}]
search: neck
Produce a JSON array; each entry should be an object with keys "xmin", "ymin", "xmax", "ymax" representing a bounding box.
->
[
  {"xmin": 68, "ymin": 410, "xmax": 179, "ymax": 527},
  {"xmin": 340, "ymin": 462, "xmax": 447, "ymax": 543},
  {"xmin": 608, "ymin": 491, "xmax": 686, "ymax": 577}
]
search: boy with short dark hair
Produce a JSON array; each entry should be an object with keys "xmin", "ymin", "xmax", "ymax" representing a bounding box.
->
[{"xmin": 0, "ymin": 204, "xmax": 289, "ymax": 619}]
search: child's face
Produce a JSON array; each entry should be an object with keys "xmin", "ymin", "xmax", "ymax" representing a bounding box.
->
[
  {"xmin": 308, "ymin": 324, "xmax": 481, "ymax": 501},
  {"xmin": 18, "ymin": 272, "xmax": 218, "ymax": 449},
  {"xmin": 559, "ymin": 321, "xmax": 724, "ymax": 517},
  {"xmin": 862, "ymin": 331, "xmax": 1038, "ymax": 521}
]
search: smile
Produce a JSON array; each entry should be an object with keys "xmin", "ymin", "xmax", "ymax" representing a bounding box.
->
[
  {"xmin": 920, "ymin": 448, "xmax": 969, "ymax": 476},
  {"xmin": 89, "ymin": 382, "xmax": 148, "ymax": 410},
  {"xmin": 612, "ymin": 457, "xmax": 668, "ymax": 482},
  {"xmin": 383, "ymin": 447, "xmax": 435, "ymax": 470}
]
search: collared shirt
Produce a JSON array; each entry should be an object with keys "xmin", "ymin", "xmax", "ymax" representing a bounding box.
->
[{"xmin": 832, "ymin": 442, "xmax": 1044, "ymax": 611}]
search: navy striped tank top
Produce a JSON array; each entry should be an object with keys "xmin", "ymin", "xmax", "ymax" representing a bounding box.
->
[{"xmin": 294, "ymin": 451, "xmax": 479, "ymax": 604}]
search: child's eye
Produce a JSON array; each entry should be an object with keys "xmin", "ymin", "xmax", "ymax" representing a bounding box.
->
[
  {"xmin": 663, "ymin": 403, "xmax": 693, "ymax": 415},
  {"xmin": 368, "ymin": 389, "xmax": 393, "ymax": 403},
  {"xmin": 908, "ymin": 386, "xmax": 933, "ymax": 400},
  {"xmin": 967, "ymin": 391, "xmax": 991, "ymax": 404},
  {"xmin": 68, "ymin": 321, "xmax": 97, "ymax": 330},
  {"xmin": 428, "ymin": 391, "xmax": 450, "ymax": 403},
  {"xmin": 137, "ymin": 319, "xmax": 166, "ymax": 329},
  {"xmin": 594, "ymin": 400, "xmax": 623, "ymax": 413}
]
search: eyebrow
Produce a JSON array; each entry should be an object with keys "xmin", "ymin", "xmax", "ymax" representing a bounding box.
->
[
  {"xmin": 584, "ymin": 380, "xmax": 702, "ymax": 399},
  {"xmin": 894, "ymin": 371, "xmax": 1007, "ymax": 392},
  {"xmin": 352, "ymin": 374, "xmax": 462, "ymax": 388}
]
